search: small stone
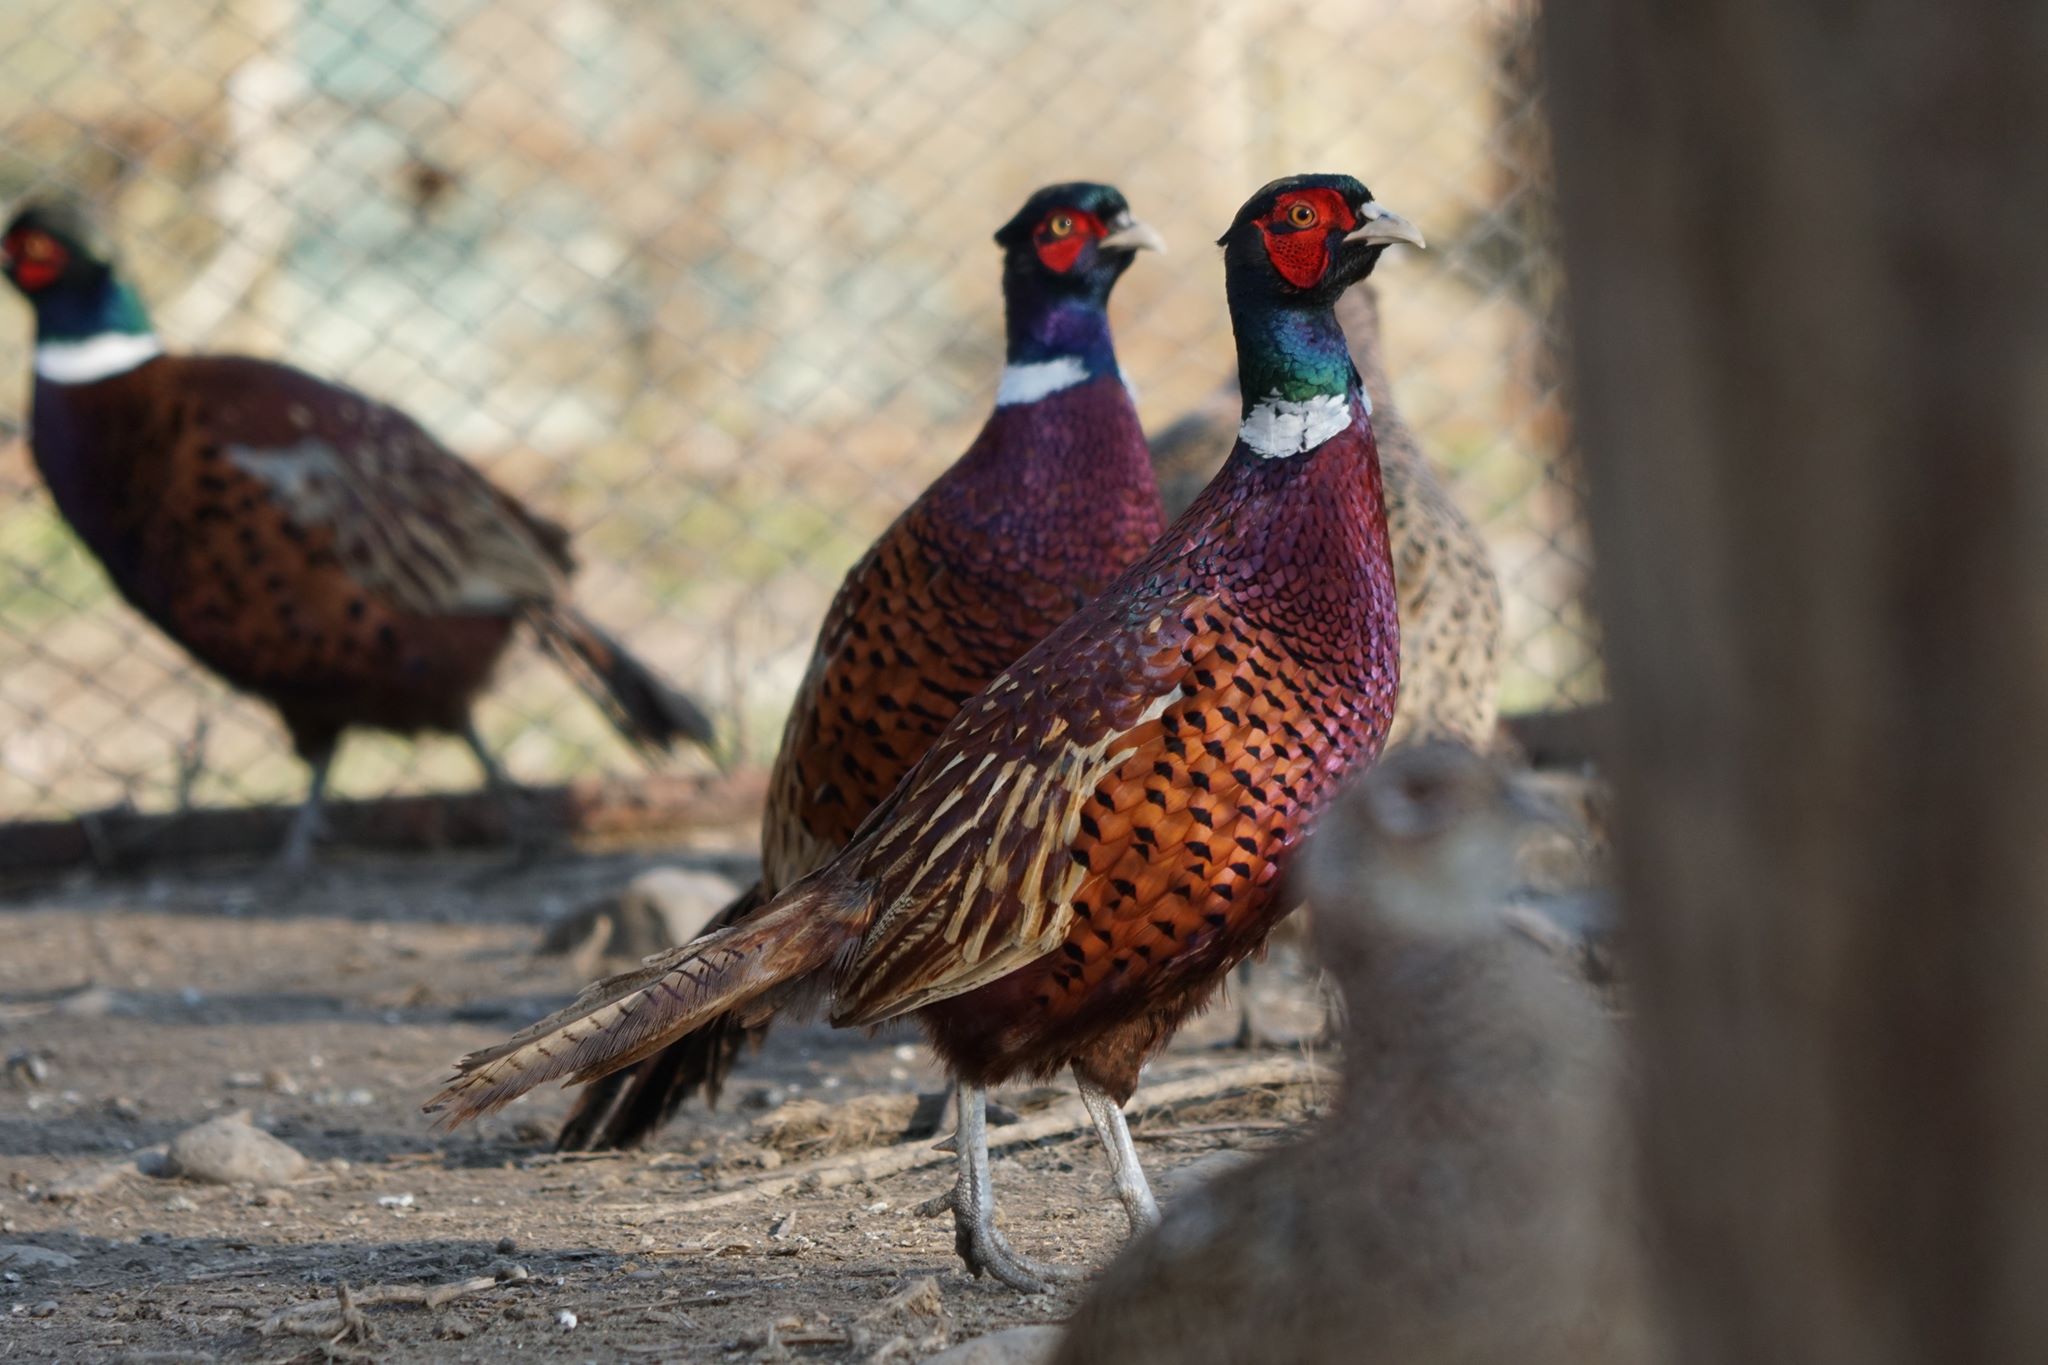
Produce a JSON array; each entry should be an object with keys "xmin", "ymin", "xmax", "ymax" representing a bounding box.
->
[
  {"xmin": 495, "ymin": 1236, "xmax": 518, "ymax": 1255},
  {"xmin": 5, "ymin": 1050, "xmax": 49, "ymax": 1087},
  {"xmin": 249, "ymin": 1188, "xmax": 292, "ymax": 1208},
  {"xmin": 435, "ymin": 1312, "xmax": 476, "ymax": 1339},
  {"xmin": 51, "ymin": 985, "xmax": 120, "ymax": 1018},
  {"xmin": 224, "ymin": 1071, "xmax": 264, "ymax": 1090},
  {"xmin": 29, "ymin": 1299, "xmax": 58, "ymax": 1318},
  {"xmin": 163, "ymin": 1195, "xmax": 197, "ymax": 1212},
  {"xmin": 165, "ymin": 1114, "xmax": 308, "ymax": 1186},
  {"xmin": 920, "ymin": 1326, "xmax": 1065, "ymax": 1365},
  {"xmin": 262, "ymin": 1068, "xmax": 300, "ymax": 1096},
  {"xmin": 378, "ymin": 1193, "xmax": 415, "ymax": 1209},
  {"xmin": 0, "ymin": 1244, "xmax": 78, "ymax": 1274},
  {"xmin": 106, "ymin": 1096, "xmax": 142, "ymax": 1122},
  {"xmin": 556, "ymin": 1308, "xmax": 578, "ymax": 1329}
]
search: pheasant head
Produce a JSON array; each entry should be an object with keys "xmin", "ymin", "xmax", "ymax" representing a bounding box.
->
[{"xmin": 991, "ymin": 182, "xmax": 1162, "ymax": 403}]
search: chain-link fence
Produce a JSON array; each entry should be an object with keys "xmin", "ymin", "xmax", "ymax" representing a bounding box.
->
[{"xmin": 0, "ymin": 0, "xmax": 1594, "ymax": 822}]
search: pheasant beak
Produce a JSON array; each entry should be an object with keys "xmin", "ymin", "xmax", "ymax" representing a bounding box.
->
[
  {"xmin": 1346, "ymin": 201, "xmax": 1426, "ymax": 251},
  {"xmin": 1099, "ymin": 217, "xmax": 1166, "ymax": 254}
]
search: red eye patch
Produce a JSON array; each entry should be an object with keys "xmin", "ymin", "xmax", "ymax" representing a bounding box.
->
[
  {"xmin": 4, "ymin": 232, "xmax": 66, "ymax": 292},
  {"xmin": 1034, "ymin": 209, "xmax": 1106, "ymax": 274},
  {"xmin": 1256, "ymin": 188, "xmax": 1359, "ymax": 289}
]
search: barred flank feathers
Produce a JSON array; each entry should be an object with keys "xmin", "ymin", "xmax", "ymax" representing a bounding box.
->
[
  {"xmin": 528, "ymin": 606, "xmax": 718, "ymax": 757},
  {"xmin": 424, "ymin": 878, "xmax": 863, "ymax": 1128}
]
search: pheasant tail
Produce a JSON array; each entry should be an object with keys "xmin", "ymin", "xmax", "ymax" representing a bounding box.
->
[
  {"xmin": 554, "ymin": 881, "xmax": 770, "ymax": 1151},
  {"xmin": 527, "ymin": 606, "xmax": 717, "ymax": 756},
  {"xmin": 425, "ymin": 877, "xmax": 863, "ymax": 1128}
]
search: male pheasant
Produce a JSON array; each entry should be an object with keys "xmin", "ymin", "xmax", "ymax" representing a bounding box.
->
[
  {"xmin": 1153, "ymin": 281, "xmax": 1504, "ymax": 1047},
  {"xmin": 553, "ymin": 182, "xmax": 1167, "ymax": 1151},
  {"xmin": 427, "ymin": 173, "xmax": 1420, "ymax": 1291},
  {"xmin": 0, "ymin": 201, "xmax": 715, "ymax": 868},
  {"xmin": 1151, "ymin": 282, "xmax": 1501, "ymax": 749}
]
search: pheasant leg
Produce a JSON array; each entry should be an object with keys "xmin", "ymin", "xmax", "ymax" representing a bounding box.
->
[
  {"xmin": 1075, "ymin": 1069, "xmax": 1160, "ymax": 1234},
  {"xmin": 274, "ymin": 748, "xmax": 335, "ymax": 876},
  {"xmin": 932, "ymin": 1082, "xmax": 1084, "ymax": 1293},
  {"xmin": 463, "ymin": 721, "xmax": 548, "ymax": 855}
]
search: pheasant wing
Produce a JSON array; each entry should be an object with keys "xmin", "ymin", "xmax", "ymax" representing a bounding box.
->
[
  {"xmin": 827, "ymin": 583, "xmax": 1215, "ymax": 1026},
  {"xmin": 183, "ymin": 358, "xmax": 573, "ymax": 616}
]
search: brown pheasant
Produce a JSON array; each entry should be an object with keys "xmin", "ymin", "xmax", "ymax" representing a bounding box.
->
[
  {"xmin": 427, "ymin": 173, "xmax": 1420, "ymax": 1291},
  {"xmin": 553, "ymin": 183, "xmax": 1167, "ymax": 1151},
  {"xmin": 0, "ymin": 201, "xmax": 715, "ymax": 869},
  {"xmin": 1053, "ymin": 742, "xmax": 1655, "ymax": 1365}
]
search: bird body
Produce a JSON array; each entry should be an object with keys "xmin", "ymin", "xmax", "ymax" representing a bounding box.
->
[
  {"xmin": 760, "ymin": 367, "xmax": 1164, "ymax": 891},
  {"xmin": 556, "ymin": 184, "xmax": 1167, "ymax": 1151},
  {"xmin": 433, "ymin": 173, "xmax": 1419, "ymax": 1291},
  {"xmin": 2, "ymin": 203, "xmax": 713, "ymax": 866}
]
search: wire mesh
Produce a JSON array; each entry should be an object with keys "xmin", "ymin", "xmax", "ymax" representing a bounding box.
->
[{"xmin": 0, "ymin": 0, "xmax": 1595, "ymax": 821}]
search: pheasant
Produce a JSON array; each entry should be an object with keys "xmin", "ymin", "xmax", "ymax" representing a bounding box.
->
[
  {"xmin": 1150, "ymin": 282, "xmax": 1501, "ymax": 750},
  {"xmin": 553, "ymin": 182, "xmax": 1167, "ymax": 1151},
  {"xmin": 1053, "ymin": 743, "xmax": 1655, "ymax": 1365},
  {"xmin": 0, "ymin": 201, "xmax": 716, "ymax": 869},
  {"xmin": 427, "ymin": 172, "xmax": 1420, "ymax": 1292},
  {"xmin": 1152, "ymin": 289, "xmax": 1504, "ymax": 1045}
]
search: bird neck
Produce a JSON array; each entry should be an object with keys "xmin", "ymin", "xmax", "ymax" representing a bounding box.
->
[
  {"xmin": 1227, "ymin": 296, "xmax": 1365, "ymax": 459},
  {"xmin": 997, "ymin": 279, "xmax": 1121, "ymax": 407},
  {"xmin": 31, "ymin": 274, "xmax": 161, "ymax": 385}
]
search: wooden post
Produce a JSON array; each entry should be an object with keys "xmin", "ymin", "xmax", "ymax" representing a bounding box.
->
[{"xmin": 1544, "ymin": 4, "xmax": 2048, "ymax": 1362}]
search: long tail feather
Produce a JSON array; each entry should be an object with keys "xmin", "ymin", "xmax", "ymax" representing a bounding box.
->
[
  {"xmin": 425, "ymin": 878, "xmax": 861, "ymax": 1128},
  {"xmin": 555, "ymin": 881, "xmax": 770, "ymax": 1152},
  {"xmin": 529, "ymin": 606, "xmax": 719, "ymax": 758}
]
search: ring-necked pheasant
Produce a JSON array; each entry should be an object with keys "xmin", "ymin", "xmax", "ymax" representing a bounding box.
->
[
  {"xmin": 427, "ymin": 172, "xmax": 1420, "ymax": 1292},
  {"xmin": 553, "ymin": 182, "xmax": 1167, "ymax": 1151},
  {"xmin": 1053, "ymin": 742, "xmax": 1653, "ymax": 1365},
  {"xmin": 0, "ymin": 201, "xmax": 716, "ymax": 869},
  {"xmin": 1151, "ymin": 282, "xmax": 1502, "ymax": 750},
  {"xmin": 1152, "ymin": 287, "xmax": 1504, "ymax": 1046}
]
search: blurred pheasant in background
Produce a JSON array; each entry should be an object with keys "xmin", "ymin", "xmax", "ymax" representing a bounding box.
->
[
  {"xmin": 429, "ymin": 172, "xmax": 1418, "ymax": 1292},
  {"xmin": 1054, "ymin": 743, "xmax": 1655, "ymax": 1365},
  {"xmin": 0, "ymin": 200, "xmax": 717, "ymax": 871},
  {"xmin": 554, "ymin": 182, "xmax": 1168, "ymax": 1152}
]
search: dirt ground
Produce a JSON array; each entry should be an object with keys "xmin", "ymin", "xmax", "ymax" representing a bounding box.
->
[{"xmin": 0, "ymin": 838, "xmax": 1332, "ymax": 1364}]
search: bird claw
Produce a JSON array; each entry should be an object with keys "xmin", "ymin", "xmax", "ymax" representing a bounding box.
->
[{"xmin": 927, "ymin": 1175, "xmax": 1084, "ymax": 1293}]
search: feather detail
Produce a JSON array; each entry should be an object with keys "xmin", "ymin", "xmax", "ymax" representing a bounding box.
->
[{"xmin": 425, "ymin": 876, "xmax": 868, "ymax": 1127}]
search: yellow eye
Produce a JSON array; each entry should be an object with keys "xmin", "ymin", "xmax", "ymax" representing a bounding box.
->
[
  {"xmin": 1047, "ymin": 213, "xmax": 1076, "ymax": 238},
  {"xmin": 1286, "ymin": 202, "xmax": 1318, "ymax": 229}
]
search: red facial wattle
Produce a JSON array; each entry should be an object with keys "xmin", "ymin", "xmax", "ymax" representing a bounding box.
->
[
  {"xmin": 1033, "ymin": 209, "xmax": 1106, "ymax": 274},
  {"xmin": 1256, "ymin": 188, "xmax": 1361, "ymax": 290},
  {"xmin": 4, "ymin": 232, "xmax": 65, "ymax": 292}
]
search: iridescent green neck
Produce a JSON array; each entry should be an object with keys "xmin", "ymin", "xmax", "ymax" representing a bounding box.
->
[
  {"xmin": 33, "ymin": 273, "xmax": 154, "ymax": 345},
  {"xmin": 1229, "ymin": 302, "xmax": 1356, "ymax": 410}
]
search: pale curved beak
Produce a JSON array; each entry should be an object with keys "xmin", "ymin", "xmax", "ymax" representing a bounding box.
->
[
  {"xmin": 1347, "ymin": 201, "xmax": 1426, "ymax": 251},
  {"xmin": 1100, "ymin": 218, "xmax": 1166, "ymax": 254}
]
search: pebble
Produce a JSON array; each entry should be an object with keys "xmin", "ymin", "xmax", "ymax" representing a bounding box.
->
[
  {"xmin": 556, "ymin": 1309, "xmax": 579, "ymax": 1329},
  {"xmin": 920, "ymin": 1325, "xmax": 1064, "ymax": 1365},
  {"xmin": 0, "ymin": 1245, "xmax": 78, "ymax": 1274},
  {"xmin": 165, "ymin": 1114, "xmax": 308, "ymax": 1186},
  {"xmin": 378, "ymin": 1193, "xmax": 415, "ymax": 1209}
]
